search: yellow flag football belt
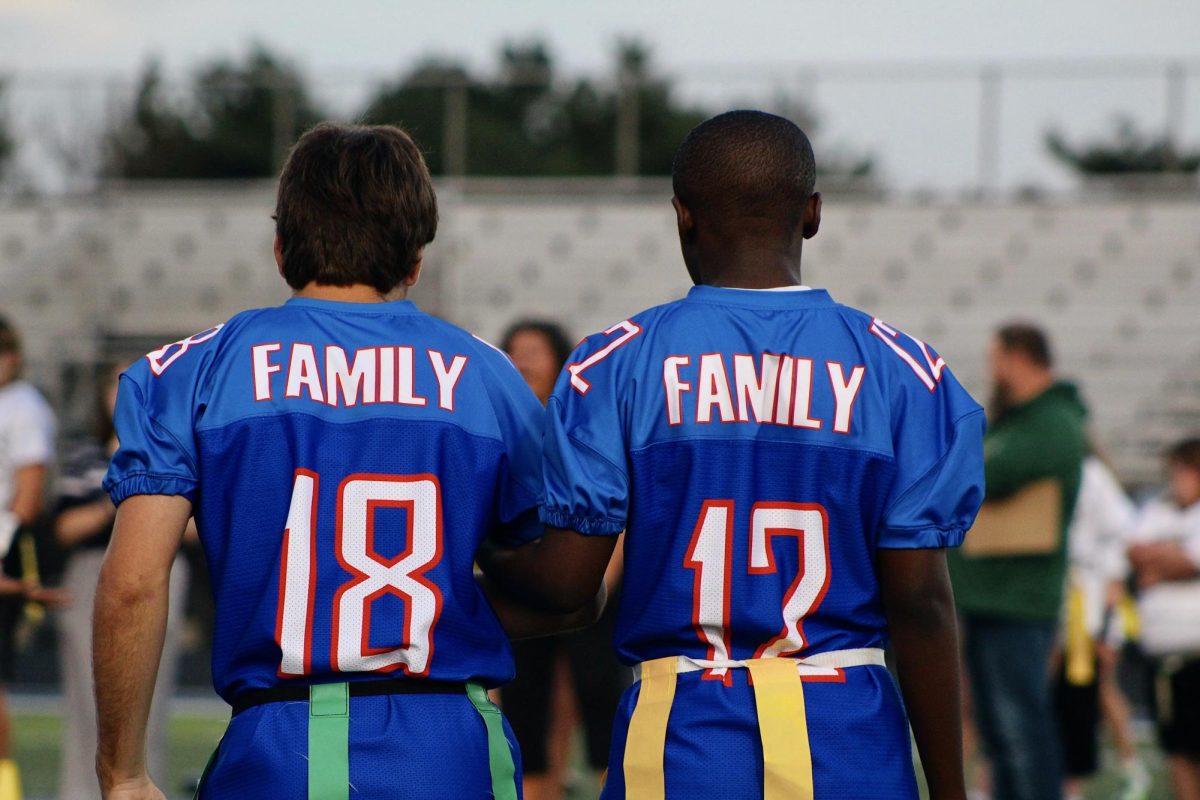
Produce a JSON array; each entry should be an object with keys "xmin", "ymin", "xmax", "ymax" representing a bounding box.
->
[{"xmin": 624, "ymin": 648, "xmax": 886, "ymax": 800}]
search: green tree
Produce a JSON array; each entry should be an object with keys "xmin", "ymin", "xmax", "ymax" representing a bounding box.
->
[
  {"xmin": 1046, "ymin": 116, "xmax": 1200, "ymax": 175},
  {"xmin": 106, "ymin": 45, "xmax": 324, "ymax": 179},
  {"xmin": 363, "ymin": 41, "xmax": 562, "ymax": 175},
  {"xmin": 361, "ymin": 40, "xmax": 710, "ymax": 176},
  {"xmin": 361, "ymin": 58, "xmax": 471, "ymax": 174}
]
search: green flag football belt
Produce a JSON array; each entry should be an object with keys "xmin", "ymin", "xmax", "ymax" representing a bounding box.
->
[{"xmin": 202, "ymin": 679, "xmax": 517, "ymax": 800}]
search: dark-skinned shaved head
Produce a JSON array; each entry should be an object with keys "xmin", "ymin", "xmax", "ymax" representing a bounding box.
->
[{"xmin": 672, "ymin": 110, "xmax": 816, "ymax": 230}]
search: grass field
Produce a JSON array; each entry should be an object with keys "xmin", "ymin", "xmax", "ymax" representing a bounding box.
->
[{"xmin": 11, "ymin": 710, "xmax": 1175, "ymax": 799}]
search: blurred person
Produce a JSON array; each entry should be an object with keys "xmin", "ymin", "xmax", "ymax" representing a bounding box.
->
[
  {"xmin": 1053, "ymin": 451, "xmax": 1146, "ymax": 800},
  {"xmin": 482, "ymin": 110, "xmax": 986, "ymax": 799},
  {"xmin": 0, "ymin": 315, "xmax": 57, "ymax": 800},
  {"xmin": 93, "ymin": 123, "xmax": 598, "ymax": 800},
  {"xmin": 1127, "ymin": 437, "xmax": 1200, "ymax": 800},
  {"xmin": 499, "ymin": 320, "xmax": 631, "ymax": 800},
  {"xmin": 948, "ymin": 323, "xmax": 1087, "ymax": 800},
  {"xmin": 54, "ymin": 363, "xmax": 190, "ymax": 800}
]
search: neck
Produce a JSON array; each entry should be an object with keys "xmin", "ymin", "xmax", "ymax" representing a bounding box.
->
[
  {"xmin": 1008, "ymin": 372, "xmax": 1054, "ymax": 406},
  {"xmin": 691, "ymin": 238, "xmax": 804, "ymax": 290},
  {"xmin": 293, "ymin": 283, "xmax": 404, "ymax": 303}
]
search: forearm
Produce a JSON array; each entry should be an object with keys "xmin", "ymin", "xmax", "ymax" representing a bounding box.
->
[
  {"xmin": 479, "ymin": 572, "xmax": 606, "ymax": 639},
  {"xmin": 477, "ymin": 539, "xmax": 584, "ymax": 612},
  {"xmin": 56, "ymin": 500, "xmax": 116, "ymax": 547},
  {"xmin": 476, "ymin": 527, "xmax": 618, "ymax": 614},
  {"xmin": 93, "ymin": 559, "xmax": 170, "ymax": 788},
  {"xmin": 10, "ymin": 464, "xmax": 47, "ymax": 526},
  {"xmin": 890, "ymin": 592, "xmax": 966, "ymax": 800},
  {"xmin": 880, "ymin": 548, "xmax": 966, "ymax": 800}
]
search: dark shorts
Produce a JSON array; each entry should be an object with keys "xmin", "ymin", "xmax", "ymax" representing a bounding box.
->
[
  {"xmin": 1054, "ymin": 657, "xmax": 1100, "ymax": 777},
  {"xmin": 0, "ymin": 542, "xmax": 23, "ymax": 683},
  {"xmin": 1156, "ymin": 655, "xmax": 1200, "ymax": 758},
  {"xmin": 501, "ymin": 593, "xmax": 630, "ymax": 773}
]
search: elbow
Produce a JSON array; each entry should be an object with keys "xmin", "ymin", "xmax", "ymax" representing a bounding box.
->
[{"xmin": 95, "ymin": 564, "xmax": 164, "ymax": 613}]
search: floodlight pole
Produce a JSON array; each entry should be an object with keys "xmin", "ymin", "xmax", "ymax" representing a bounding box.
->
[
  {"xmin": 616, "ymin": 67, "xmax": 640, "ymax": 176},
  {"xmin": 977, "ymin": 65, "xmax": 1002, "ymax": 198},
  {"xmin": 443, "ymin": 79, "xmax": 469, "ymax": 177},
  {"xmin": 1165, "ymin": 61, "xmax": 1185, "ymax": 170}
]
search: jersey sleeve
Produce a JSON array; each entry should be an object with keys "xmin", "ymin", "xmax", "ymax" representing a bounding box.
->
[
  {"xmin": 541, "ymin": 331, "xmax": 635, "ymax": 536},
  {"xmin": 876, "ymin": 339, "xmax": 986, "ymax": 549},
  {"xmin": 104, "ymin": 359, "xmax": 203, "ymax": 505},
  {"xmin": 477, "ymin": 345, "xmax": 546, "ymax": 546}
]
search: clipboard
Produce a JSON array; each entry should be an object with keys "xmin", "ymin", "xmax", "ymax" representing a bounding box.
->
[{"xmin": 962, "ymin": 478, "xmax": 1062, "ymax": 556}]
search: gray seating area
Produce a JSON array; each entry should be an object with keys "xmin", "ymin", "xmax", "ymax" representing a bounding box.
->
[{"xmin": 2, "ymin": 184, "xmax": 1196, "ymax": 484}]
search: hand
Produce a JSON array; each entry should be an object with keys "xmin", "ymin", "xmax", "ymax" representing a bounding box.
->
[
  {"xmin": 25, "ymin": 584, "xmax": 71, "ymax": 607},
  {"xmin": 1104, "ymin": 579, "xmax": 1126, "ymax": 610},
  {"xmin": 0, "ymin": 576, "xmax": 24, "ymax": 596},
  {"xmin": 101, "ymin": 775, "xmax": 166, "ymax": 800}
]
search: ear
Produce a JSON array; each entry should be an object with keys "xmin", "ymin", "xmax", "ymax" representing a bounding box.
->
[
  {"xmin": 671, "ymin": 196, "xmax": 695, "ymax": 239},
  {"xmin": 274, "ymin": 234, "xmax": 285, "ymax": 276},
  {"xmin": 402, "ymin": 249, "xmax": 424, "ymax": 288},
  {"xmin": 802, "ymin": 192, "xmax": 822, "ymax": 240}
]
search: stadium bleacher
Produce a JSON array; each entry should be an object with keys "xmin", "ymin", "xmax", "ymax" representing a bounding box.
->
[{"xmin": 1, "ymin": 183, "xmax": 1196, "ymax": 484}]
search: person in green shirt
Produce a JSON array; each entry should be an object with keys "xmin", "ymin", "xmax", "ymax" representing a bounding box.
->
[{"xmin": 949, "ymin": 323, "xmax": 1086, "ymax": 800}]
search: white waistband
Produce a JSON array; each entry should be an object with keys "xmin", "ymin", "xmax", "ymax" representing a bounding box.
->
[{"xmin": 633, "ymin": 647, "xmax": 886, "ymax": 681}]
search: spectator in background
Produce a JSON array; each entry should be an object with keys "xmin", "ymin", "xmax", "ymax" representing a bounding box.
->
[
  {"xmin": 1127, "ymin": 437, "xmax": 1200, "ymax": 800},
  {"xmin": 499, "ymin": 320, "xmax": 630, "ymax": 800},
  {"xmin": 1055, "ymin": 450, "xmax": 1147, "ymax": 800},
  {"xmin": 53, "ymin": 363, "xmax": 190, "ymax": 800},
  {"xmin": 0, "ymin": 315, "xmax": 57, "ymax": 800},
  {"xmin": 949, "ymin": 323, "xmax": 1087, "ymax": 800}
]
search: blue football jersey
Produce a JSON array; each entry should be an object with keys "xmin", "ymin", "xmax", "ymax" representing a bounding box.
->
[
  {"xmin": 543, "ymin": 285, "xmax": 986, "ymax": 668},
  {"xmin": 105, "ymin": 297, "xmax": 544, "ymax": 702}
]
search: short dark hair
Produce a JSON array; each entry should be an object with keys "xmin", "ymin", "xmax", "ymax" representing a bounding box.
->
[
  {"xmin": 996, "ymin": 322, "xmax": 1053, "ymax": 369},
  {"xmin": 672, "ymin": 110, "xmax": 816, "ymax": 228},
  {"xmin": 500, "ymin": 319, "xmax": 573, "ymax": 371},
  {"xmin": 275, "ymin": 123, "xmax": 438, "ymax": 294},
  {"xmin": 1167, "ymin": 437, "xmax": 1200, "ymax": 473},
  {"xmin": 0, "ymin": 316, "xmax": 20, "ymax": 356}
]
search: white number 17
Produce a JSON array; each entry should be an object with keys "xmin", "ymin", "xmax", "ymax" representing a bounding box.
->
[{"xmin": 684, "ymin": 500, "xmax": 830, "ymax": 681}]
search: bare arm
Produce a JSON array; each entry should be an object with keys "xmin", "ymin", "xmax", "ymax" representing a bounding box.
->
[
  {"xmin": 879, "ymin": 548, "xmax": 966, "ymax": 800},
  {"xmin": 55, "ymin": 497, "xmax": 117, "ymax": 548},
  {"xmin": 10, "ymin": 463, "xmax": 47, "ymax": 526},
  {"xmin": 479, "ymin": 572, "xmax": 606, "ymax": 640},
  {"xmin": 1129, "ymin": 541, "xmax": 1200, "ymax": 588},
  {"xmin": 476, "ymin": 526, "xmax": 619, "ymax": 613},
  {"xmin": 94, "ymin": 494, "xmax": 190, "ymax": 799},
  {"xmin": 0, "ymin": 464, "xmax": 50, "ymax": 595}
]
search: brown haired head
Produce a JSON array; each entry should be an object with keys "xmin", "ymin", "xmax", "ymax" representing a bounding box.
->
[
  {"xmin": 0, "ymin": 315, "xmax": 22, "ymax": 384},
  {"xmin": 1167, "ymin": 437, "xmax": 1200, "ymax": 473},
  {"xmin": 995, "ymin": 322, "xmax": 1053, "ymax": 369},
  {"xmin": 274, "ymin": 123, "xmax": 438, "ymax": 295},
  {"xmin": 0, "ymin": 315, "xmax": 19, "ymax": 357}
]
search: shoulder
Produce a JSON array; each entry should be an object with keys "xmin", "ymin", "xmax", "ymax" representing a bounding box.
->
[
  {"xmin": 433, "ymin": 317, "xmax": 522, "ymax": 380},
  {"xmin": 570, "ymin": 300, "xmax": 683, "ymax": 366},
  {"xmin": 1, "ymin": 381, "xmax": 54, "ymax": 417},
  {"xmin": 121, "ymin": 310, "xmax": 266, "ymax": 416},
  {"xmin": 0, "ymin": 382, "xmax": 56, "ymax": 436},
  {"xmin": 556, "ymin": 303, "xmax": 680, "ymax": 399},
  {"xmin": 835, "ymin": 304, "xmax": 981, "ymax": 421}
]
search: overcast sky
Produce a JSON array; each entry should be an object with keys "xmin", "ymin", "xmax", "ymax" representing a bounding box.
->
[{"xmin": 3, "ymin": 0, "xmax": 1199, "ymax": 192}]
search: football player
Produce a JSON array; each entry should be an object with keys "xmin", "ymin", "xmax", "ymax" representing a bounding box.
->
[
  {"xmin": 480, "ymin": 111, "xmax": 986, "ymax": 799},
  {"xmin": 95, "ymin": 123, "xmax": 591, "ymax": 800}
]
